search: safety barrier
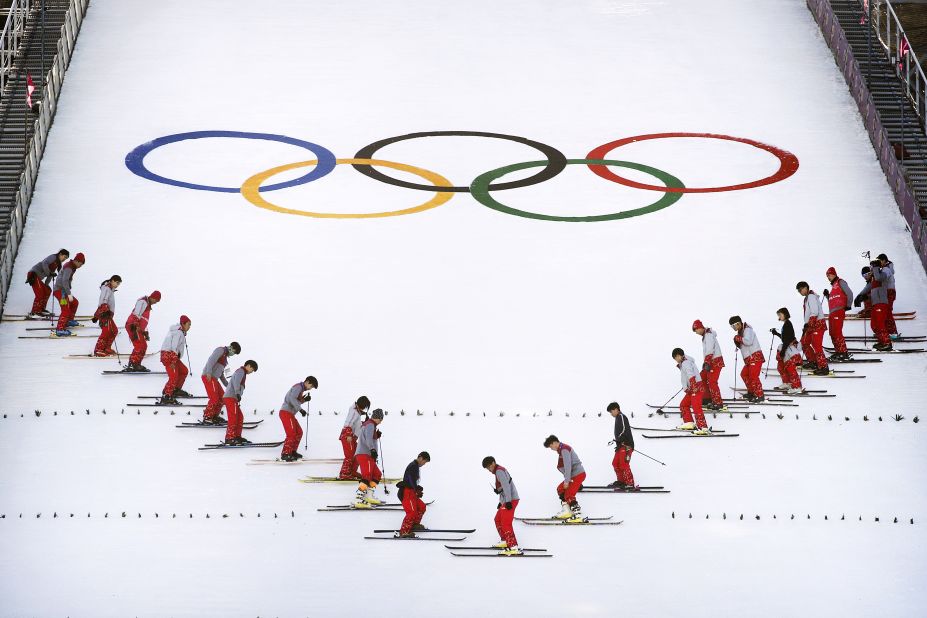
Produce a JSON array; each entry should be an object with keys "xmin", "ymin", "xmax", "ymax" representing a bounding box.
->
[{"xmin": 0, "ymin": 0, "xmax": 88, "ymax": 317}]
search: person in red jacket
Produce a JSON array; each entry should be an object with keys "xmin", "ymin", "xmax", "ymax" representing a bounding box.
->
[
  {"xmin": 824, "ymin": 267, "xmax": 854, "ymax": 361},
  {"xmin": 92, "ymin": 275, "xmax": 122, "ymax": 357},
  {"xmin": 125, "ymin": 291, "xmax": 161, "ymax": 371}
]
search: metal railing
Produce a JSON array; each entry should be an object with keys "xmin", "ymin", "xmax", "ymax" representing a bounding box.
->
[
  {"xmin": 868, "ymin": 0, "xmax": 927, "ymax": 128},
  {"xmin": 0, "ymin": 0, "xmax": 31, "ymax": 96},
  {"xmin": 0, "ymin": 0, "xmax": 89, "ymax": 315}
]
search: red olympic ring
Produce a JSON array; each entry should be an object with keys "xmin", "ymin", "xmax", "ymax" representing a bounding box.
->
[{"xmin": 585, "ymin": 133, "xmax": 799, "ymax": 193}]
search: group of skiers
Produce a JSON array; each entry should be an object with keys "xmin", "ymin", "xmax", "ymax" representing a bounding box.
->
[{"xmin": 669, "ymin": 257, "xmax": 898, "ymax": 432}]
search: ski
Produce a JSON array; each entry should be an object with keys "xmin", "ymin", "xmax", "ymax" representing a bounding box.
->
[
  {"xmin": 198, "ymin": 441, "xmax": 284, "ymax": 450},
  {"xmin": 827, "ymin": 358, "xmax": 881, "ymax": 364},
  {"xmin": 722, "ymin": 397, "xmax": 792, "ymax": 403},
  {"xmin": 445, "ymin": 545, "xmax": 547, "ymax": 552},
  {"xmin": 727, "ymin": 389, "xmax": 834, "ymax": 398},
  {"xmin": 374, "ymin": 528, "xmax": 476, "ymax": 534},
  {"xmin": 449, "ymin": 551, "xmax": 553, "ymax": 558},
  {"xmin": 647, "ymin": 403, "xmax": 748, "ymax": 410},
  {"xmin": 247, "ymin": 457, "xmax": 341, "ymax": 465},
  {"xmin": 318, "ymin": 506, "xmax": 405, "ymax": 512},
  {"xmin": 102, "ymin": 370, "xmax": 166, "ymax": 375},
  {"xmin": 802, "ymin": 373, "xmax": 865, "ymax": 379},
  {"xmin": 365, "ymin": 535, "xmax": 465, "ymax": 541},
  {"xmin": 733, "ymin": 387, "xmax": 828, "ymax": 393},
  {"xmin": 18, "ymin": 333, "xmax": 97, "ymax": 339},
  {"xmin": 24, "ymin": 324, "xmax": 92, "ymax": 331},
  {"xmin": 138, "ymin": 395, "xmax": 207, "ymax": 400},
  {"xmin": 643, "ymin": 433, "xmax": 739, "ymax": 439},
  {"xmin": 176, "ymin": 421, "xmax": 262, "ymax": 429},
  {"xmin": 844, "ymin": 311, "xmax": 915, "ymax": 319},
  {"xmin": 2, "ymin": 314, "xmax": 92, "ymax": 322},
  {"xmin": 300, "ymin": 477, "xmax": 401, "ymax": 484},
  {"xmin": 579, "ymin": 488, "xmax": 670, "ymax": 493},
  {"xmin": 825, "ymin": 347, "xmax": 925, "ymax": 354},
  {"xmin": 579, "ymin": 485, "xmax": 663, "ymax": 490},
  {"xmin": 844, "ymin": 335, "xmax": 924, "ymax": 342},
  {"xmin": 632, "ymin": 426, "xmax": 726, "ymax": 433},
  {"xmin": 128, "ymin": 402, "xmax": 207, "ymax": 408},
  {"xmin": 64, "ymin": 352, "xmax": 156, "ymax": 360},
  {"xmin": 520, "ymin": 519, "xmax": 623, "ymax": 526},
  {"xmin": 517, "ymin": 515, "xmax": 612, "ymax": 522}
]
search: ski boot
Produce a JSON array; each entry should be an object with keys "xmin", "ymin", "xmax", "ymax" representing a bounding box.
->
[
  {"xmin": 363, "ymin": 487, "xmax": 383, "ymax": 505},
  {"xmin": 873, "ymin": 343, "xmax": 893, "ymax": 351},
  {"xmin": 569, "ymin": 501, "xmax": 583, "ymax": 518},
  {"xmin": 66, "ymin": 319, "xmax": 80, "ymax": 328},
  {"xmin": 501, "ymin": 546, "xmax": 524, "ymax": 556},
  {"xmin": 890, "ymin": 333, "xmax": 901, "ymax": 341},
  {"xmin": 393, "ymin": 531, "xmax": 417, "ymax": 539},
  {"xmin": 236, "ymin": 437, "xmax": 252, "ymax": 445},
  {"xmin": 741, "ymin": 393, "xmax": 757, "ymax": 402},
  {"xmin": 752, "ymin": 395, "xmax": 766, "ymax": 402},
  {"xmin": 173, "ymin": 388, "xmax": 193, "ymax": 398},
  {"xmin": 692, "ymin": 427, "xmax": 712, "ymax": 436},
  {"xmin": 158, "ymin": 394, "xmax": 179, "ymax": 406},
  {"xmin": 787, "ymin": 387, "xmax": 806, "ymax": 395},
  {"xmin": 675, "ymin": 421, "xmax": 697, "ymax": 431},
  {"xmin": 54, "ymin": 329, "xmax": 71, "ymax": 337},
  {"xmin": 773, "ymin": 383, "xmax": 790, "ymax": 391},
  {"xmin": 280, "ymin": 453, "xmax": 297, "ymax": 462},
  {"xmin": 412, "ymin": 523, "xmax": 427, "ymax": 531},
  {"xmin": 291, "ymin": 452, "xmax": 304, "ymax": 460},
  {"xmin": 813, "ymin": 367, "xmax": 830, "ymax": 376},
  {"xmin": 492, "ymin": 540, "xmax": 509, "ymax": 549},
  {"xmin": 201, "ymin": 416, "xmax": 222, "ymax": 426},
  {"xmin": 554, "ymin": 501, "xmax": 573, "ymax": 520},
  {"xmin": 606, "ymin": 481, "xmax": 626, "ymax": 489},
  {"xmin": 354, "ymin": 489, "xmax": 373, "ymax": 509}
]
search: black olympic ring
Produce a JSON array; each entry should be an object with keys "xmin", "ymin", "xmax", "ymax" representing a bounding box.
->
[{"xmin": 352, "ymin": 131, "xmax": 568, "ymax": 193}]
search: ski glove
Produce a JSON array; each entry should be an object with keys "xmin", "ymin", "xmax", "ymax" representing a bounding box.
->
[
  {"xmin": 823, "ymin": 289, "xmax": 830, "ymax": 298},
  {"xmin": 734, "ymin": 335, "xmax": 743, "ymax": 346},
  {"xmin": 299, "ymin": 409, "xmax": 307, "ymax": 417},
  {"xmin": 504, "ymin": 502, "xmax": 513, "ymax": 510},
  {"xmin": 494, "ymin": 487, "xmax": 503, "ymax": 495},
  {"xmin": 143, "ymin": 331, "xmax": 150, "ymax": 341},
  {"xmin": 702, "ymin": 362, "xmax": 710, "ymax": 373},
  {"xmin": 220, "ymin": 377, "xmax": 229, "ymax": 388},
  {"xmin": 769, "ymin": 328, "xmax": 778, "ymax": 336},
  {"xmin": 374, "ymin": 430, "xmax": 382, "ymax": 439},
  {"xmin": 416, "ymin": 487, "xmax": 424, "ymax": 498},
  {"xmin": 853, "ymin": 296, "xmax": 863, "ymax": 308},
  {"xmin": 370, "ymin": 449, "xmax": 378, "ymax": 461},
  {"xmin": 26, "ymin": 271, "xmax": 36, "ymax": 285}
]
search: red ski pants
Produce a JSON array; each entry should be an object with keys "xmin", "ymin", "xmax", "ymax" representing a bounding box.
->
[
  {"xmin": 161, "ymin": 351, "xmax": 188, "ymax": 395},
  {"xmin": 494, "ymin": 499, "xmax": 519, "ymax": 547},
  {"xmin": 887, "ymin": 289, "xmax": 897, "ymax": 335},
  {"xmin": 612, "ymin": 446, "xmax": 635, "ymax": 486},
  {"xmin": 680, "ymin": 384, "xmax": 707, "ymax": 428},
  {"xmin": 279, "ymin": 410, "xmax": 303, "ymax": 455},
  {"xmin": 740, "ymin": 351, "xmax": 765, "ymax": 397},
  {"xmin": 223, "ymin": 398, "xmax": 244, "ymax": 440},
  {"xmin": 93, "ymin": 319, "xmax": 118, "ymax": 356},
  {"xmin": 699, "ymin": 360, "xmax": 724, "ymax": 405},
  {"xmin": 776, "ymin": 349, "xmax": 803, "ymax": 389},
  {"xmin": 400, "ymin": 488, "xmax": 427, "ymax": 535},
  {"xmin": 828, "ymin": 309, "xmax": 847, "ymax": 354},
  {"xmin": 202, "ymin": 376, "xmax": 224, "ymax": 419},
  {"xmin": 801, "ymin": 323, "xmax": 828, "ymax": 369},
  {"xmin": 127, "ymin": 324, "xmax": 148, "ymax": 365},
  {"xmin": 356, "ymin": 454, "xmax": 382, "ymax": 485},
  {"xmin": 30, "ymin": 278, "xmax": 51, "ymax": 314},
  {"xmin": 871, "ymin": 303, "xmax": 891, "ymax": 345},
  {"xmin": 557, "ymin": 472, "xmax": 586, "ymax": 503},
  {"xmin": 53, "ymin": 291, "xmax": 78, "ymax": 331},
  {"xmin": 338, "ymin": 427, "xmax": 359, "ymax": 479}
]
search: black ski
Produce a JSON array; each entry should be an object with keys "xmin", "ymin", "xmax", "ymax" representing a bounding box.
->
[
  {"xmin": 364, "ymin": 535, "xmax": 465, "ymax": 541},
  {"xmin": 520, "ymin": 519, "xmax": 623, "ymax": 526},
  {"xmin": 647, "ymin": 403, "xmax": 748, "ymax": 410},
  {"xmin": 445, "ymin": 545, "xmax": 547, "ymax": 552},
  {"xmin": 374, "ymin": 528, "xmax": 475, "ymax": 534},
  {"xmin": 199, "ymin": 441, "xmax": 284, "ymax": 450},
  {"xmin": 517, "ymin": 515, "xmax": 612, "ymax": 522},
  {"xmin": 318, "ymin": 506, "xmax": 405, "ymax": 512},
  {"xmin": 827, "ymin": 358, "xmax": 881, "ymax": 364},
  {"xmin": 732, "ymin": 387, "xmax": 829, "ymax": 393},
  {"xmin": 176, "ymin": 421, "xmax": 262, "ymax": 429},
  {"xmin": 449, "ymin": 551, "xmax": 553, "ymax": 557},
  {"xmin": 128, "ymin": 402, "xmax": 207, "ymax": 408},
  {"xmin": 580, "ymin": 485, "xmax": 664, "ymax": 490},
  {"xmin": 844, "ymin": 335, "xmax": 924, "ymax": 342},
  {"xmin": 580, "ymin": 488, "xmax": 670, "ymax": 493},
  {"xmin": 139, "ymin": 395, "xmax": 207, "ymax": 400},
  {"xmin": 103, "ymin": 370, "xmax": 166, "ymax": 375},
  {"xmin": 643, "ymin": 433, "xmax": 739, "ymax": 439},
  {"xmin": 632, "ymin": 426, "xmax": 726, "ymax": 433},
  {"xmin": 825, "ymin": 346, "xmax": 925, "ymax": 354}
]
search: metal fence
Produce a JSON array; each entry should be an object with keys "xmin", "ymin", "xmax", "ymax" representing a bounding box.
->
[
  {"xmin": 0, "ymin": 0, "xmax": 31, "ymax": 96},
  {"xmin": 868, "ymin": 0, "xmax": 927, "ymax": 128},
  {"xmin": 0, "ymin": 0, "xmax": 89, "ymax": 315}
]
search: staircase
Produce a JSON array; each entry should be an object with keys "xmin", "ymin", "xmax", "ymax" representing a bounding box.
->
[
  {"xmin": 0, "ymin": 2, "xmax": 68, "ymax": 258},
  {"xmin": 830, "ymin": 0, "xmax": 927, "ymax": 214}
]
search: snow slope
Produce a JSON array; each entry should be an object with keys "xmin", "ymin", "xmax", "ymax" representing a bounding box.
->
[{"xmin": 0, "ymin": 0, "xmax": 925, "ymax": 615}]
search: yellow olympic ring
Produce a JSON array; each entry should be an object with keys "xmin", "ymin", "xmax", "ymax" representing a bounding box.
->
[{"xmin": 240, "ymin": 158, "xmax": 453, "ymax": 219}]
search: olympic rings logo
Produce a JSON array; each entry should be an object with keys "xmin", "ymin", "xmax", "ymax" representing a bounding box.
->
[{"xmin": 124, "ymin": 130, "xmax": 799, "ymax": 222}]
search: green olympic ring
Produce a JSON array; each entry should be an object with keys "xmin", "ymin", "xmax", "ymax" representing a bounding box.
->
[{"xmin": 469, "ymin": 158, "xmax": 685, "ymax": 222}]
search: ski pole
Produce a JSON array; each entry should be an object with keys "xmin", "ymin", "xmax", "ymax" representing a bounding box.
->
[
  {"xmin": 378, "ymin": 438, "xmax": 389, "ymax": 495},
  {"xmin": 763, "ymin": 337, "xmax": 775, "ymax": 379},
  {"xmin": 733, "ymin": 352, "xmax": 739, "ymax": 396},
  {"xmin": 113, "ymin": 326, "xmax": 124, "ymax": 369},
  {"xmin": 633, "ymin": 448, "xmax": 666, "ymax": 466},
  {"xmin": 184, "ymin": 337, "xmax": 194, "ymax": 384},
  {"xmin": 654, "ymin": 387, "xmax": 683, "ymax": 413}
]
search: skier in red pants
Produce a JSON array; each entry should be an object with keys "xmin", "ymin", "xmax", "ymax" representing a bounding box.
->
[
  {"xmin": 279, "ymin": 376, "xmax": 318, "ymax": 461},
  {"xmin": 858, "ymin": 260, "xmax": 893, "ymax": 350},
  {"xmin": 158, "ymin": 316, "xmax": 192, "ymax": 405},
  {"xmin": 52, "ymin": 252, "xmax": 85, "ymax": 336},
  {"xmin": 770, "ymin": 307, "xmax": 804, "ymax": 394},
  {"xmin": 26, "ymin": 249, "xmax": 68, "ymax": 317},
  {"xmin": 877, "ymin": 254, "xmax": 897, "ymax": 338},
  {"xmin": 824, "ymin": 267, "xmax": 854, "ymax": 361},
  {"xmin": 395, "ymin": 452, "xmax": 430, "ymax": 538},
  {"xmin": 92, "ymin": 275, "xmax": 122, "ymax": 356},
  {"xmin": 338, "ymin": 396, "xmax": 369, "ymax": 479},
  {"xmin": 854, "ymin": 267, "xmax": 874, "ymax": 317},
  {"xmin": 607, "ymin": 402, "xmax": 635, "ymax": 489},
  {"xmin": 482, "ymin": 456, "xmax": 522, "ymax": 556},
  {"xmin": 223, "ymin": 360, "xmax": 258, "ymax": 445},
  {"xmin": 353, "ymin": 409, "xmax": 385, "ymax": 508},
  {"xmin": 730, "ymin": 316, "xmax": 766, "ymax": 402},
  {"xmin": 125, "ymin": 291, "xmax": 161, "ymax": 371},
  {"xmin": 544, "ymin": 435, "xmax": 586, "ymax": 520},
  {"xmin": 692, "ymin": 320, "xmax": 725, "ymax": 409},
  {"xmin": 200, "ymin": 342, "xmax": 240, "ymax": 423},
  {"xmin": 797, "ymin": 282, "xmax": 829, "ymax": 375},
  {"xmin": 673, "ymin": 348, "xmax": 710, "ymax": 433}
]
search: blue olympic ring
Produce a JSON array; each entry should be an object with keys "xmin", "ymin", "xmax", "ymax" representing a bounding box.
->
[{"xmin": 124, "ymin": 130, "xmax": 337, "ymax": 193}]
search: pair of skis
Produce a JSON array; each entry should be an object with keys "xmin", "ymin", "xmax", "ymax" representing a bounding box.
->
[
  {"xmin": 176, "ymin": 420, "xmax": 263, "ymax": 430},
  {"xmin": 248, "ymin": 457, "xmax": 342, "ymax": 466},
  {"xmin": 318, "ymin": 500, "xmax": 433, "ymax": 512},
  {"xmin": 365, "ymin": 528, "xmax": 474, "ymax": 542},
  {"xmin": 579, "ymin": 484, "xmax": 669, "ymax": 494},
  {"xmin": 300, "ymin": 476, "xmax": 401, "ymax": 484},
  {"xmin": 199, "ymin": 441, "xmax": 284, "ymax": 451},
  {"xmin": 824, "ymin": 346, "xmax": 925, "ymax": 355}
]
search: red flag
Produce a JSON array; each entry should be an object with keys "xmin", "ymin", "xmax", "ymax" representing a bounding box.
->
[{"xmin": 26, "ymin": 73, "xmax": 34, "ymax": 108}]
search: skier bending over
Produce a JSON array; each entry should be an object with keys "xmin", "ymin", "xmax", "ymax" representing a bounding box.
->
[
  {"xmin": 395, "ymin": 451, "xmax": 430, "ymax": 538},
  {"xmin": 26, "ymin": 248, "xmax": 68, "ymax": 317},
  {"xmin": 201, "ymin": 342, "xmax": 240, "ymax": 424},
  {"xmin": 729, "ymin": 316, "xmax": 766, "ymax": 402},
  {"xmin": 672, "ymin": 348, "xmax": 709, "ymax": 434},
  {"xmin": 92, "ymin": 275, "xmax": 122, "ymax": 357},
  {"xmin": 353, "ymin": 409, "xmax": 385, "ymax": 508},
  {"xmin": 338, "ymin": 396, "xmax": 369, "ymax": 480},
  {"xmin": 278, "ymin": 376, "xmax": 318, "ymax": 461},
  {"xmin": 544, "ymin": 435, "xmax": 586, "ymax": 520}
]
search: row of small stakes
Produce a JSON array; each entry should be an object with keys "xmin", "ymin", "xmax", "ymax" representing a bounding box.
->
[
  {"xmin": 0, "ymin": 512, "xmax": 915, "ymax": 524},
  {"xmin": 0, "ymin": 409, "xmax": 920, "ymax": 423}
]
